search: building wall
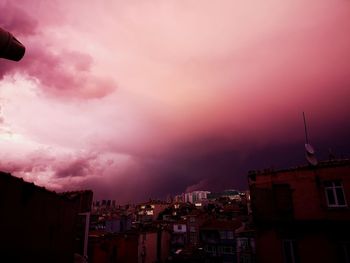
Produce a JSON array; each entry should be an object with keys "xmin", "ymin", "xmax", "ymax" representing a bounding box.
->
[
  {"xmin": 173, "ymin": 223, "xmax": 187, "ymax": 233},
  {"xmin": 250, "ymin": 161, "xmax": 350, "ymax": 263},
  {"xmin": 138, "ymin": 203, "xmax": 168, "ymax": 222},
  {"xmin": 0, "ymin": 172, "xmax": 84, "ymax": 263},
  {"xmin": 105, "ymin": 219, "xmax": 121, "ymax": 233},
  {"xmin": 161, "ymin": 230, "xmax": 171, "ymax": 262},
  {"xmin": 138, "ymin": 232, "xmax": 157, "ymax": 263},
  {"xmin": 184, "ymin": 191, "xmax": 210, "ymax": 204},
  {"xmin": 152, "ymin": 204, "xmax": 169, "ymax": 220},
  {"xmin": 89, "ymin": 234, "xmax": 138, "ymax": 263},
  {"xmin": 254, "ymin": 229, "xmax": 283, "ymax": 263},
  {"xmin": 252, "ymin": 163, "xmax": 350, "ymax": 221},
  {"xmin": 200, "ymin": 222, "xmax": 241, "ymax": 263},
  {"xmin": 298, "ymin": 233, "xmax": 338, "ymax": 263},
  {"xmin": 187, "ymin": 214, "xmax": 207, "ymax": 247},
  {"xmin": 236, "ymin": 234, "xmax": 256, "ymax": 263},
  {"xmin": 89, "ymin": 230, "xmax": 169, "ymax": 263}
]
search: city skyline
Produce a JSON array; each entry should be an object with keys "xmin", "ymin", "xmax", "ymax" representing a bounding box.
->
[{"xmin": 1, "ymin": 0, "xmax": 350, "ymax": 203}]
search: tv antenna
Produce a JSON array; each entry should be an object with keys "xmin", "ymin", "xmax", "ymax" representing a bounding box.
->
[{"xmin": 303, "ymin": 112, "xmax": 318, "ymax": 166}]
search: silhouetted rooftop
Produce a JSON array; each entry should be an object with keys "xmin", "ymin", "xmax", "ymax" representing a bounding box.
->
[
  {"xmin": 248, "ymin": 158, "xmax": 350, "ymax": 178},
  {"xmin": 201, "ymin": 219, "xmax": 242, "ymax": 230}
]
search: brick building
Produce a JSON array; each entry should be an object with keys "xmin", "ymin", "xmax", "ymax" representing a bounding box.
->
[
  {"xmin": 200, "ymin": 219, "xmax": 242, "ymax": 263},
  {"xmin": 249, "ymin": 159, "xmax": 350, "ymax": 263},
  {"xmin": 187, "ymin": 212, "xmax": 207, "ymax": 248},
  {"xmin": 88, "ymin": 227, "xmax": 171, "ymax": 263},
  {"xmin": 137, "ymin": 201, "xmax": 169, "ymax": 222}
]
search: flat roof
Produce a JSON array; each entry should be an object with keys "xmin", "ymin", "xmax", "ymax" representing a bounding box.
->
[{"xmin": 248, "ymin": 159, "xmax": 350, "ymax": 177}]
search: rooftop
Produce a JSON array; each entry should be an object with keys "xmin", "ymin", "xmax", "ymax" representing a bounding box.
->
[
  {"xmin": 201, "ymin": 219, "xmax": 242, "ymax": 231},
  {"xmin": 248, "ymin": 158, "xmax": 350, "ymax": 179}
]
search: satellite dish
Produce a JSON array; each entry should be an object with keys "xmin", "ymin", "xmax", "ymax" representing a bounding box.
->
[
  {"xmin": 305, "ymin": 143, "xmax": 315, "ymax": 155},
  {"xmin": 303, "ymin": 112, "xmax": 318, "ymax": 166},
  {"xmin": 306, "ymin": 152, "xmax": 318, "ymax": 166}
]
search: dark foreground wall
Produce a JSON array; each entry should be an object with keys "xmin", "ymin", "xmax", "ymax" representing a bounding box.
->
[{"xmin": 0, "ymin": 171, "xmax": 92, "ymax": 263}]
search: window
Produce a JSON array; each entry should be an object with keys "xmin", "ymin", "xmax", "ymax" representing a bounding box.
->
[
  {"xmin": 324, "ymin": 181, "xmax": 347, "ymax": 207},
  {"xmin": 146, "ymin": 210, "xmax": 153, "ymax": 215},
  {"xmin": 206, "ymin": 245, "xmax": 216, "ymax": 253},
  {"xmin": 273, "ymin": 184, "xmax": 294, "ymax": 216},
  {"xmin": 239, "ymin": 238, "xmax": 249, "ymax": 250},
  {"xmin": 339, "ymin": 242, "xmax": 350, "ymax": 263},
  {"xmin": 282, "ymin": 239, "xmax": 298, "ymax": 263},
  {"xmin": 227, "ymin": 231, "xmax": 234, "ymax": 239},
  {"xmin": 240, "ymin": 255, "xmax": 251, "ymax": 263},
  {"xmin": 190, "ymin": 232, "xmax": 197, "ymax": 243},
  {"xmin": 219, "ymin": 231, "xmax": 226, "ymax": 239},
  {"xmin": 219, "ymin": 231, "xmax": 234, "ymax": 239},
  {"xmin": 223, "ymin": 246, "xmax": 234, "ymax": 254}
]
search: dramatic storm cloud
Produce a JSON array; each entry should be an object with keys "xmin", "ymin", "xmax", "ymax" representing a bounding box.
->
[{"xmin": 1, "ymin": 0, "xmax": 350, "ymax": 202}]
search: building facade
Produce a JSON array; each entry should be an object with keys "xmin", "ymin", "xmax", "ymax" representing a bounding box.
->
[
  {"xmin": 200, "ymin": 219, "xmax": 242, "ymax": 263},
  {"xmin": 249, "ymin": 159, "xmax": 350, "ymax": 263}
]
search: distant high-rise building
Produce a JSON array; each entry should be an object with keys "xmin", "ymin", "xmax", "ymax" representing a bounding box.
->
[{"xmin": 184, "ymin": 191, "xmax": 211, "ymax": 204}]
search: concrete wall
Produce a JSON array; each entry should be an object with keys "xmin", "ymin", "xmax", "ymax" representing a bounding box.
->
[{"xmin": 0, "ymin": 171, "xmax": 84, "ymax": 262}]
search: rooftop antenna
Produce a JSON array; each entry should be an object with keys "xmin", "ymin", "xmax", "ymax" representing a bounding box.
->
[{"xmin": 303, "ymin": 112, "xmax": 318, "ymax": 166}]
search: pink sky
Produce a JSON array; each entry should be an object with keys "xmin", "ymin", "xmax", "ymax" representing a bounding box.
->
[{"xmin": 1, "ymin": 0, "xmax": 350, "ymax": 202}]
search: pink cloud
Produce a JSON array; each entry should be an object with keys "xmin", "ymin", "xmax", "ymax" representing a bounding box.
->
[
  {"xmin": 1, "ymin": 0, "xmax": 350, "ymax": 202},
  {"xmin": 0, "ymin": 1, "xmax": 116, "ymax": 99}
]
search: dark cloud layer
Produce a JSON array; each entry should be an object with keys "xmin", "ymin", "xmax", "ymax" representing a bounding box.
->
[{"xmin": 66, "ymin": 122, "xmax": 350, "ymax": 203}]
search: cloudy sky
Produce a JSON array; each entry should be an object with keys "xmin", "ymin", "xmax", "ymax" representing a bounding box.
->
[{"xmin": 1, "ymin": 0, "xmax": 350, "ymax": 203}]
